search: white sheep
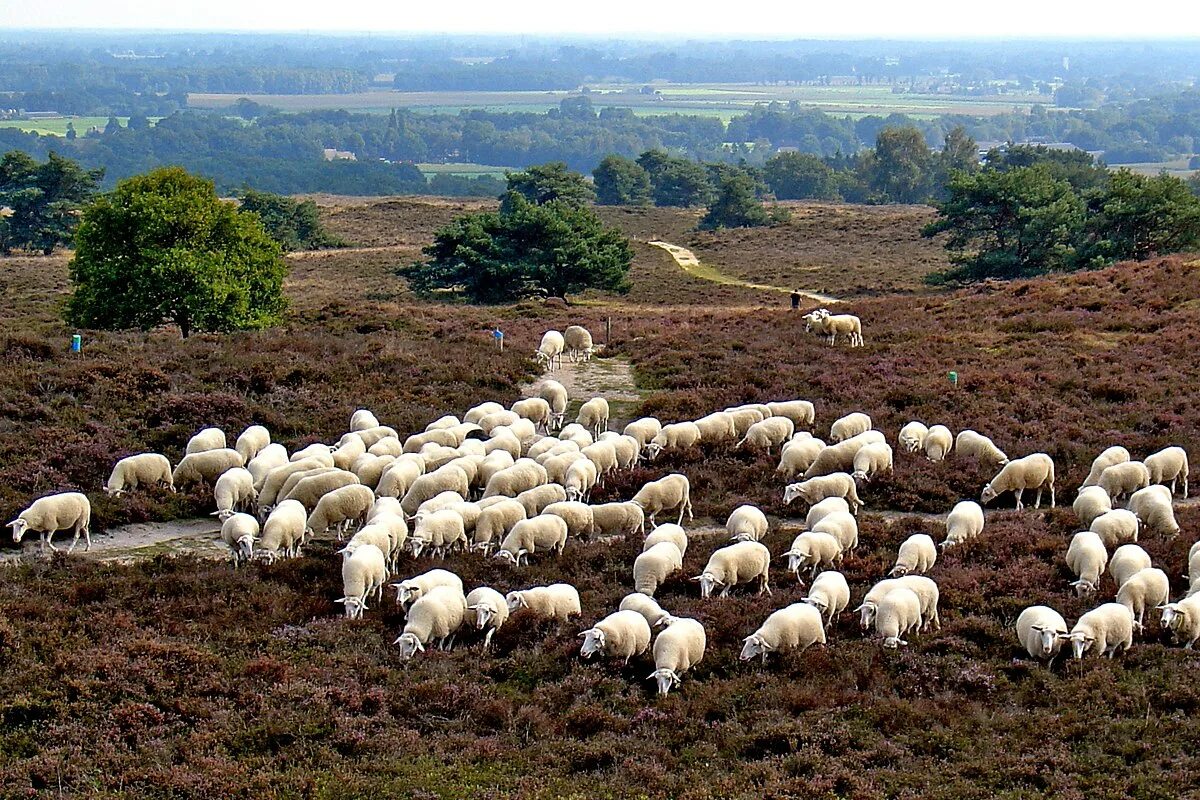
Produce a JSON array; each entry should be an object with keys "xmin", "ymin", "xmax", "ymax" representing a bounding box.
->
[
  {"xmin": 564, "ymin": 458, "xmax": 599, "ymax": 503},
  {"xmin": 400, "ymin": 465, "xmax": 470, "ymax": 517},
  {"xmin": 105, "ymin": 453, "xmax": 174, "ymax": 496},
  {"xmin": 1081, "ymin": 446, "xmax": 1131, "ymax": 488},
  {"xmin": 281, "ymin": 469, "xmax": 359, "ymax": 511},
  {"xmin": 392, "ymin": 568, "xmax": 464, "ymax": 610},
  {"xmin": 506, "ymin": 583, "xmax": 581, "ymax": 620},
  {"xmin": 829, "ymin": 412, "xmax": 872, "ymax": 443},
  {"xmin": 942, "ymin": 500, "xmax": 985, "ymax": 549},
  {"xmin": 535, "ymin": 330, "xmax": 565, "ymax": 369},
  {"xmin": 1144, "ymin": 446, "xmax": 1189, "ymax": 496},
  {"xmin": 739, "ymin": 603, "xmax": 825, "ymax": 662},
  {"xmin": 801, "ymin": 431, "xmax": 885, "ymax": 479},
  {"xmin": 258, "ymin": 499, "xmax": 306, "ymax": 562},
  {"xmin": 590, "ymin": 502, "xmax": 646, "ymax": 537},
  {"xmin": 220, "ymin": 512, "xmax": 259, "ymax": 568},
  {"xmin": 875, "ymin": 587, "xmax": 923, "ymax": 648},
  {"xmin": 368, "ymin": 437, "xmax": 404, "ymax": 458},
  {"xmin": 1015, "ymin": 605, "xmax": 1068, "ymax": 665},
  {"xmin": 425, "ymin": 414, "xmax": 461, "ymax": 432},
  {"xmin": 472, "ymin": 499, "xmax": 527, "ymax": 554},
  {"xmin": 856, "ymin": 578, "xmax": 902, "ymax": 629},
  {"xmin": 766, "ymin": 400, "xmax": 815, "ymax": 428},
  {"xmin": 579, "ymin": 610, "xmax": 651, "ymax": 663},
  {"xmin": 212, "ymin": 467, "xmax": 257, "ymax": 520},
  {"xmin": 619, "ymin": 593, "xmax": 673, "ymax": 627},
  {"xmin": 737, "ymin": 416, "xmax": 795, "ymax": 454},
  {"xmin": 1097, "ymin": 461, "xmax": 1150, "ymax": 502},
  {"xmin": 1109, "ymin": 544, "xmax": 1153, "ymax": 589},
  {"xmin": 632, "ymin": 473, "xmax": 693, "ymax": 527},
  {"xmin": 726, "ymin": 505, "xmax": 769, "ymax": 542},
  {"xmin": 806, "ymin": 310, "xmax": 864, "ymax": 347},
  {"xmin": 851, "ymin": 441, "xmax": 893, "ymax": 482},
  {"xmin": 1126, "ymin": 484, "xmax": 1180, "ymax": 537},
  {"xmin": 1060, "ymin": 603, "xmax": 1134, "ymax": 659},
  {"xmin": 693, "ymin": 412, "xmax": 737, "ymax": 444},
  {"xmin": 633, "ymin": 541, "xmax": 684, "ymax": 597},
  {"xmin": 234, "ymin": 424, "xmax": 270, "ymax": 464},
  {"xmin": 563, "ymin": 325, "xmax": 594, "ymax": 362},
  {"xmin": 811, "ymin": 511, "xmax": 858, "ymax": 551},
  {"xmin": 354, "ymin": 426, "xmax": 400, "ymax": 449},
  {"xmin": 1089, "ymin": 509, "xmax": 1139, "ymax": 548},
  {"xmin": 623, "ymin": 417, "xmax": 663, "ymax": 450},
  {"xmin": 350, "ymin": 409, "xmax": 380, "ymax": 431},
  {"xmin": 576, "ymin": 397, "xmax": 610, "ymax": 438},
  {"xmin": 897, "ymin": 421, "xmax": 929, "ymax": 454},
  {"xmin": 483, "ymin": 460, "xmax": 548, "ymax": 500},
  {"xmin": 1160, "ymin": 595, "xmax": 1200, "ymax": 649},
  {"xmin": 494, "ymin": 515, "xmax": 568, "ymax": 565},
  {"xmin": 727, "ymin": 408, "xmax": 765, "ymax": 438},
  {"xmin": 410, "ymin": 509, "xmax": 468, "ymax": 558},
  {"xmin": 786, "ymin": 531, "xmax": 843, "ymax": 581},
  {"xmin": 332, "ymin": 436, "xmax": 369, "ymax": 469},
  {"xmin": 248, "ymin": 444, "xmax": 289, "ymax": 490},
  {"xmin": 804, "ymin": 497, "xmax": 850, "ymax": 530},
  {"xmin": 893, "ymin": 575, "xmax": 941, "ymax": 631},
  {"xmin": 394, "ymin": 585, "xmax": 468, "ymax": 660},
  {"xmin": 543, "ymin": 452, "xmax": 586, "ymax": 486},
  {"xmin": 980, "ymin": 453, "xmax": 1055, "ymax": 509},
  {"xmin": 1116, "ymin": 567, "xmax": 1170, "ymax": 631},
  {"xmin": 257, "ymin": 458, "xmax": 330, "ymax": 507},
  {"xmin": 646, "ymin": 422, "xmax": 702, "ymax": 460},
  {"xmin": 1073, "ymin": 486, "xmax": 1112, "ymax": 528},
  {"xmin": 923, "ymin": 425, "xmax": 953, "ymax": 462},
  {"xmin": 776, "ymin": 436, "xmax": 826, "ymax": 479},
  {"xmin": 783, "ymin": 473, "xmax": 862, "ymax": 515},
  {"xmin": 403, "ymin": 429, "xmax": 458, "ymax": 454},
  {"xmin": 643, "ymin": 523, "xmax": 688, "ymax": 557},
  {"xmin": 516, "ymin": 484, "xmax": 567, "ymax": 517},
  {"xmin": 340, "ymin": 525, "xmax": 397, "ymax": 568},
  {"xmin": 1066, "ymin": 531, "xmax": 1109, "ymax": 596},
  {"xmin": 306, "ymin": 484, "xmax": 375, "ymax": 539},
  {"xmin": 336, "ymin": 543, "xmax": 388, "ymax": 619},
  {"xmin": 605, "ymin": 434, "xmax": 641, "ymax": 470},
  {"xmin": 581, "ymin": 440, "xmax": 618, "ymax": 484},
  {"xmin": 890, "ymin": 533, "xmax": 937, "ymax": 577},
  {"xmin": 8, "ymin": 492, "xmax": 92, "ymax": 554},
  {"xmin": 559, "ymin": 423, "xmax": 594, "ymax": 449},
  {"xmin": 464, "ymin": 402, "xmax": 505, "ymax": 425},
  {"xmin": 542, "ymin": 501, "xmax": 595, "ymax": 540},
  {"xmin": 186, "ymin": 427, "xmax": 227, "ymax": 455},
  {"xmin": 648, "ymin": 617, "xmax": 706, "ymax": 696},
  {"xmin": 694, "ymin": 541, "xmax": 771, "ymax": 598},
  {"xmin": 954, "ymin": 429, "xmax": 1008, "ymax": 467},
  {"xmin": 172, "ymin": 448, "xmax": 244, "ymax": 488},
  {"xmin": 512, "ymin": 397, "xmax": 554, "ymax": 433},
  {"xmin": 353, "ymin": 453, "xmax": 396, "ymax": 491},
  {"xmin": 802, "ymin": 570, "xmax": 850, "ymax": 628},
  {"xmin": 465, "ymin": 587, "xmax": 510, "ymax": 649},
  {"xmin": 477, "ymin": 410, "xmax": 521, "ymax": 436},
  {"xmin": 290, "ymin": 442, "xmax": 336, "ymax": 464}
]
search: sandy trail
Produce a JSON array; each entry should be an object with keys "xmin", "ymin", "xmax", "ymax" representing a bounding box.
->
[
  {"xmin": 647, "ymin": 240, "xmax": 842, "ymax": 305},
  {"xmin": 521, "ymin": 350, "xmax": 644, "ymax": 428}
]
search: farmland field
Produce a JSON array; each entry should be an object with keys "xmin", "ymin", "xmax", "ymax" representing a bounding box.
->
[
  {"xmin": 0, "ymin": 116, "xmax": 126, "ymax": 136},
  {"xmin": 2, "ymin": 196, "xmax": 1199, "ymax": 798}
]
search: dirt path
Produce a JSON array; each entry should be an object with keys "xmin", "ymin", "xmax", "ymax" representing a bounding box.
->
[
  {"xmin": 647, "ymin": 240, "xmax": 842, "ymax": 305},
  {"xmin": 521, "ymin": 353, "xmax": 645, "ymax": 427},
  {"xmin": 1, "ymin": 518, "xmax": 228, "ymax": 565}
]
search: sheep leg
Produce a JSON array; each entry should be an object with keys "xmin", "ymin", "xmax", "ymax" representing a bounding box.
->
[
  {"xmin": 1014, "ymin": 489, "xmax": 1025, "ymax": 511},
  {"xmin": 66, "ymin": 531, "xmax": 81, "ymax": 555},
  {"xmin": 45, "ymin": 531, "xmax": 58, "ymax": 553},
  {"xmin": 1034, "ymin": 487, "xmax": 1043, "ymax": 509}
]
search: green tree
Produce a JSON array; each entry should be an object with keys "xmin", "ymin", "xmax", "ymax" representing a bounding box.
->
[
  {"xmin": 1078, "ymin": 170, "xmax": 1200, "ymax": 264},
  {"xmin": 763, "ymin": 151, "xmax": 840, "ymax": 200},
  {"xmin": 924, "ymin": 164, "xmax": 1086, "ymax": 282},
  {"xmin": 699, "ymin": 171, "xmax": 777, "ymax": 230},
  {"xmin": 504, "ymin": 162, "xmax": 595, "ymax": 208},
  {"xmin": 592, "ymin": 155, "xmax": 651, "ymax": 206},
  {"xmin": 985, "ymin": 144, "xmax": 1108, "ymax": 192},
  {"xmin": 403, "ymin": 192, "xmax": 632, "ymax": 303},
  {"xmin": 238, "ymin": 188, "xmax": 345, "ymax": 251},
  {"xmin": 637, "ymin": 150, "xmax": 712, "ymax": 207},
  {"xmin": 0, "ymin": 150, "xmax": 103, "ymax": 255},
  {"xmin": 66, "ymin": 167, "xmax": 287, "ymax": 338},
  {"xmin": 862, "ymin": 126, "xmax": 933, "ymax": 204},
  {"xmin": 932, "ymin": 126, "xmax": 979, "ymax": 193}
]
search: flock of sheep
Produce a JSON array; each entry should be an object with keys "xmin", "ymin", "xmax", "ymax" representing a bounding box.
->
[{"xmin": 7, "ymin": 322, "xmax": 1200, "ymax": 696}]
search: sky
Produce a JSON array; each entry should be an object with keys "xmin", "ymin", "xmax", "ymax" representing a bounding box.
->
[{"xmin": 2, "ymin": 0, "xmax": 1198, "ymax": 39}]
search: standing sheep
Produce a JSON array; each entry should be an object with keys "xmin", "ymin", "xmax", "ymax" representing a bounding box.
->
[
  {"xmin": 392, "ymin": 568, "xmax": 464, "ymax": 610},
  {"xmin": 258, "ymin": 500, "xmax": 307, "ymax": 562},
  {"xmin": 506, "ymin": 584, "xmax": 582, "ymax": 620},
  {"xmin": 895, "ymin": 575, "xmax": 942, "ymax": 631},
  {"xmin": 632, "ymin": 474, "xmax": 693, "ymax": 527},
  {"xmin": 576, "ymin": 397, "xmax": 610, "ymax": 438},
  {"xmin": 563, "ymin": 325, "xmax": 594, "ymax": 362},
  {"xmin": 1097, "ymin": 461, "xmax": 1150, "ymax": 502},
  {"xmin": 1127, "ymin": 484, "xmax": 1180, "ymax": 537},
  {"xmin": 472, "ymin": 499, "xmax": 527, "ymax": 554},
  {"xmin": 538, "ymin": 380, "xmax": 569, "ymax": 429},
  {"xmin": 890, "ymin": 534, "xmax": 937, "ymax": 577},
  {"xmin": 851, "ymin": 441, "xmax": 893, "ymax": 482},
  {"xmin": 829, "ymin": 412, "xmax": 872, "ymax": 443},
  {"xmin": 1116, "ymin": 567, "xmax": 1170, "ymax": 630},
  {"xmin": 186, "ymin": 427, "xmax": 227, "ymax": 455},
  {"xmin": 633, "ymin": 541, "xmax": 684, "ymax": 597},
  {"xmin": 646, "ymin": 422, "xmax": 702, "ymax": 459},
  {"xmin": 542, "ymin": 501, "xmax": 595, "ymax": 540},
  {"xmin": 875, "ymin": 587, "xmax": 923, "ymax": 648},
  {"xmin": 512, "ymin": 397, "xmax": 554, "ymax": 433},
  {"xmin": 535, "ymin": 330, "xmax": 565, "ymax": 369},
  {"xmin": 804, "ymin": 497, "xmax": 850, "ymax": 530},
  {"xmin": 648, "ymin": 618, "xmax": 707, "ymax": 696},
  {"xmin": 516, "ymin": 484, "xmax": 568, "ymax": 517},
  {"xmin": 693, "ymin": 541, "xmax": 771, "ymax": 598},
  {"xmin": 643, "ymin": 523, "xmax": 688, "ymax": 557},
  {"xmin": 234, "ymin": 425, "xmax": 271, "ymax": 464},
  {"xmin": 623, "ymin": 417, "xmax": 663, "ymax": 450},
  {"xmin": 897, "ymin": 421, "xmax": 929, "ymax": 454},
  {"xmin": 776, "ymin": 436, "xmax": 826, "ymax": 479},
  {"xmin": 1081, "ymin": 446, "xmax": 1131, "ymax": 488},
  {"xmin": 494, "ymin": 515, "xmax": 569, "ymax": 565},
  {"xmin": 923, "ymin": 425, "xmax": 954, "ymax": 462},
  {"xmin": 1059, "ymin": 603, "xmax": 1134, "ymax": 659},
  {"xmin": 954, "ymin": 430, "xmax": 1008, "ymax": 467},
  {"xmin": 811, "ymin": 511, "xmax": 858, "ymax": 551},
  {"xmin": 737, "ymin": 417, "xmax": 795, "ymax": 454},
  {"xmin": 172, "ymin": 449, "xmax": 244, "ymax": 488},
  {"xmin": 801, "ymin": 431, "xmax": 885, "ymax": 479},
  {"xmin": 1144, "ymin": 446, "xmax": 1189, "ymax": 497},
  {"xmin": 336, "ymin": 543, "xmax": 389, "ymax": 619},
  {"xmin": 590, "ymin": 501, "xmax": 646, "ymax": 537},
  {"xmin": 307, "ymin": 484, "xmax": 375, "ymax": 539},
  {"xmin": 1073, "ymin": 486, "xmax": 1112, "ymax": 528},
  {"xmin": 726, "ymin": 505, "xmax": 769, "ymax": 542},
  {"xmin": 1110, "ymin": 544, "xmax": 1152, "ymax": 589},
  {"xmin": 1089, "ymin": 509, "xmax": 1139, "ymax": 548},
  {"xmin": 783, "ymin": 473, "xmax": 862, "ymax": 515},
  {"xmin": 212, "ymin": 467, "xmax": 257, "ymax": 520},
  {"xmin": 619, "ymin": 593, "xmax": 673, "ymax": 627},
  {"xmin": 248, "ymin": 444, "xmax": 289, "ymax": 490},
  {"xmin": 393, "ymin": 585, "xmax": 469, "ymax": 660},
  {"xmin": 1015, "ymin": 605, "xmax": 1069, "ymax": 665},
  {"xmin": 802, "ymin": 570, "xmax": 850, "ymax": 628},
  {"xmin": 693, "ymin": 412, "xmax": 737, "ymax": 444},
  {"xmin": 465, "ymin": 587, "xmax": 510, "ymax": 649},
  {"xmin": 766, "ymin": 400, "xmax": 815, "ymax": 428},
  {"xmin": 942, "ymin": 500, "xmax": 985, "ymax": 549},
  {"xmin": 980, "ymin": 453, "xmax": 1056, "ymax": 510},
  {"xmin": 410, "ymin": 509, "xmax": 468, "ymax": 558},
  {"xmin": 739, "ymin": 603, "xmax": 825, "ymax": 663},
  {"xmin": 579, "ymin": 610, "xmax": 652, "ymax": 663},
  {"xmin": 105, "ymin": 453, "xmax": 174, "ymax": 497},
  {"xmin": 8, "ymin": 492, "xmax": 92, "ymax": 554},
  {"xmin": 856, "ymin": 578, "xmax": 902, "ymax": 629},
  {"xmin": 563, "ymin": 458, "xmax": 599, "ymax": 503},
  {"xmin": 1066, "ymin": 531, "xmax": 1109, "ymax": 596},
  {"xmin": 220, "ymin": 512, "xmax": 259, "ymax": 568},
  {"xmin": 1161, "ymin": 596, "xmax": 1200, "ymax": 649}
]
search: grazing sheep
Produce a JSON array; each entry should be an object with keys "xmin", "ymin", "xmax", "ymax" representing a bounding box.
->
[
  {"xmin": 646, "ymin": 422, "xmax": 703, "ymax": 460},
  {"xmin": 336, "ymin": 543, "xmax": 389, "ymax": 619},
  {"xmin": 1015, "ymin": 605, "xmax": 1069, "ymax": 665},
  {"xmin": 1109, "ymin": 544, "xmax": 1153, "ymax": 589},
  {"xmin": 212, "ymin": 467, "xmax": 257, "ymax": 520},
  {"xmin": 220, "ymin": 512, "xmax": 259, "ymax": 568},
  {"xmin": 340, "ymin": 525, "xmax": 398, "ymax": 567},
  {"xmin": 890, "ymin": 534, "xmax": 937, "ymax": 577},
  {"xmin": 643, "ymin": 523, "xmax": 688, "ymax": 557},
  {"xmin": 105, "ymin": 453, "xmax": 174, "ymax": 496},
  {"xmin": 726, "ymin": 505, "xmax": 769, "ymax": 542},
  {"xmin": 1073, "ymin": 486, "xmax": 1112, "ymax": 528},
  {"xmin": 623, "ymin": 417, "xmax": 663, "ymax": 450},
  {"xmin": 257, "ymin": 458, "xmax": 331, "ymax": 508},
  {"xmin": 516, "ymin": 484, "xmax": 568, "ymax": 518},
  {"xmin": 648, "ymin": 618, "xmax": 707, "ymax": 696},
  {"xmin": 923, "ymin": 425, "xmax": 953, "ymax": 462},
  {"xmin": 581, "ymin": 440, "xmax": 619, "ymax": 485},
  {"xmin": 559, "ymin": 423, "xmax": 594, "ymax": 449},
  {"xmin": 954, "ymin": 429, "xmax": 1008, "ymax": 467},
  {"xmin": 727, "ymin": 408, "xmax": 765, "ymax": 438},
  {"xmin": 8, "ymin": 492, "xmax": 92, "ymax": 554},
  {"xmin": 894, "ymin": 575, "xmax": 941, "ymax": 631},
  {"xmin": 806, "ymin": 310, "xmax": 864, "ymax": 347},
  {"xmin": 694, "ymin": 541, "xmax": 771, "ymax": 598},
  {"xmin": 604, "ymin": 434, "xmax": 641, "ymax": 470},
  {"xmin": 897, "ymin": 421, "xmax": 929, "ymax": 454},
  {"xmin": 542, "ymin": 501, "xmax": 595, "ymax": 540},
  {"xmin": 777, "ymin": 436, "xmax": 826, "ymax": 479},
  {"xmin": 801, "ymin": 431, "xmax": 885, "ymax": 479},
  {"xmin": 943, "ymin": 500, "xmax": 985, "ymax": 549},
  {"xmin": 576, "ymin": 398, "xmax": 610, "ymax": 438},
  {"xmin": 1161, "ymin": 596, "xmax": 1200, "ymax": 649},
  {"xmin": 353, "ymin": 453, "xmax": 396, "ymax": 491},
  {"xmin": 350, "ymin": 409, "xmax": 380, "ymax": 431},
  {"xmin": 512, "ymin": 397, "xmax": 554, "ymax": 433},
  {"xmin": 1081, "ymin": 446, "xmax": 1131, "ymax": 488},
  {"xmin": 802, "ymin": 570, "xmax": 850, "ymax": 628},
  {"xmin": 248, "ymin": 444, "xmax": 289, "ymax": 490},
  {"xmin": 403, "ymin": 429, "xmax": 458, "ymax": 455},
  {"xmin": 350, "ymin": 426, "xmax": 399, "ymax": 449},
  {"xmin": 856, "ymin": 578, "xmax": 903, "ymax": 629},
  {"xmin": 739, "ymin": 603, "xmax": 825, "ymax": 662},
  {"xmin": 633, "ymin": 541, "xmax": 684, "ymax": 596},
  {"xmin": 783, "ymin": 473, "xmax": 862, "ymax": 515},
  {"xmin": 693, "ymin": 412, "xmax": 738, "ymax": 444},
  {"xmin": 290, "ymin": 442, "xmax": 336, "ymax": 465},
  {"xmin": 564, "ymin": 458, "xmax": 599, "ymax": 503},
  {"xmin": 375, "ymin": 458, "xmax": 425, "ymax": 500},
  {"xmin": 619, "ymin": 593, "xmax": 673, "ymax": 628},
  {"xmin": 766, "ymin": 400, "xmax": 816, "ymax": 428},
  {"xmin": 306, "ymin": 484, "xmax": 374, "ymax": 539},
  {"xmin": 284, "ymin": 470, "xmax": 361, "ymax": 513},
  {"xmin": 1089, "ymin": 509, "xmax": 1139, "ymax": 548},
  {"xmin": 465, "ymin": 587, "xmax": 510, "ymax": 649},
  {"xmin": 410, "ymin": 509, "xmax": 468, "ymax": 558},
  {"xmin": 258, "ymin": 500, "xmax": 307, "ymax": 563},
  {"xmin": 1097, "ymin": 461, "xmax": 1150, "ymax": 502},
  {"xmin": 1116, "ymin": 568, "xmax": 1170, "ymax": 631},
  {"xmin": 506, "ymin": 583, "xmax": 581, "ymax": 620},
  {"xmin": 186, "ymin": 427, "xmax": 227, "ymax": 455},
  {"xmin": 535, "ymin": 330, "xmax": 565, "ymax": 369},
  {"xmin": 1060, "ymin": 603, "xmax": 1134, "ymax": 660},
  {"xmin": 590, "ymin": 501, "xmax": 646, "ymax": 538},
  {"xmin": 477, "ymin": 410, "xmax": 521, "ymax": 436},
  {"xmin": 579, "ymin": 610, "xmax": 651, "ymax": 664},
  {"xmin": 483, "ymin": 460, "xmax": 548, "ymax": 500},
  {"xmin": 1127, "ymin": 484, "xmax": 1180, "ymax": 537},
  {"xmin": 875, "ymin": 587, "xmax": 923, "ymax": 648},
  {"xmin": 537, "ymin": 380, "xmax": 570, "ymax": 429},
  {"xmin": 563, "ymin": 325, "xmax": 594, "ymax": 362},
  {"xmin": 737, "ymin": 416, "xmax": 795, "ymax": 454},
  {"xmin": 830, "ymin": 412, "xmax": 872, "ymax": 443},
  {"xmin": 495, "ymin": 515, "xmax": 569, "ymax": 566},
  {"xmin": 851, "ymin": 441, "xmax": 893, "ymax": 482},
  {"xmin": 464, "ymin": 402, "xmax": 505, "ymax": 425},
  {"xmin": 980, "ymin": 453, "xmax": 1055, "ymax": 509},
  {"xmin": 543, "ymin": 452, "xmax": 586, "ymax": 486},
  {"xmin": 1066, "ymin": 531, "xmax": 1109, "ymax": 595},
  {"xmin": 172, "ymin": 449, "xmax": 244, "ymax": 488},
  {"xmin": 472, "ymin": 499, "xmax": 527, "ymax": 554},
  {"xmin": 392, "ymin": 568, "xmax": 464, "ymax": 610},
  {"xmin": 401, "ymin": 465, "xmax": 470, "ymax": 517},
  {"xmin": 234, "ymin": 425, "xmax": 270, "ymax": 464},
  {"xmin": 273, "ymin": 467, "xmax": 339, "ymax": 505},
  {"xmin": 632, "ymin": 474, "xmax": 694, "ymax": 527},
  {"xmin": 804, "ymin": 497, "xmax": 850, "ymax": 530},
  {"xmin": 394, "ymin": 585, "xmax": 468, "ymax": 660},
  {"xmin": 425, "ymin": 415, "xmax": 461, "ymax": 432},
  {"xmin": 1144, "ymin": 446, "xmax": 1189, "ymax": 497},
  {"xmin": 810, "ymin": 511, "xmax": 858, "ymax": 551}
]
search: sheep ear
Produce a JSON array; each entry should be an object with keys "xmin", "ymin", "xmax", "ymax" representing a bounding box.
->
[
  {"xmin": 689, "ymin": 575, "xmax": 703, "ymax": 582},
  {"xmin": 414, "ymin": 639, "xmax": 425, "ymax": 652},
  {"xmin": 646, "ymin": 672, "xmax": 657, "ymax": 680},
  {"xmin": 1056, "ymin": 633, "xmax": 1071, "ymax": 640},
  {"xmin": 577, "ymin": 631, "xmax": 590, "ymax": 638},
  {"xmin": 334, "ymin": 598, "xmax": 347, "ymax": 604},
  {"xmin": 467, "ymin": 604, "xmax": 480, "ymax": 610},
  {"xmin": 897, "ymin": 639, "xmax": 908, "ymax": 646}
]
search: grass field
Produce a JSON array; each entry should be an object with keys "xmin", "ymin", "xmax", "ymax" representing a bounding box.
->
[
  {"xmin": 0, "ymin": 116, "xmax": 121, "ymax": 136},
  {"xmin": 416, "ymin": 162, "xmax": 514, "ymax": 178},
  {"xmin": 1121, "ymin": 157, "xmax": 1198, "ymax": 178}
]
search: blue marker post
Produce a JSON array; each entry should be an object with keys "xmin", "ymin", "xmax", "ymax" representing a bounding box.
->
[
  {"xmin": 71, "ymin": 334, "xmax": 82, "ymax": 353},
  {"xmin": 493, "ymin": 328, "xmax": 504, "ymax": 352}
]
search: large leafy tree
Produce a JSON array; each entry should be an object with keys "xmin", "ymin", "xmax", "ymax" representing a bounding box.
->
[
  {"xmin": 861, "ymin": 126, "xmax": 933, "ymax": 204},
  {"xmin": 403, "ymin": 192, "xmax": 632, "ymax": 303},
  {"xmin": 238, "ymin": 188, "xmax": 345, "ymax": 251},
  {"xmin": 592, "ymin": 155, "xmax": 651, "ymax": 206},
  {"xmin": 763, "ymin": 151, "xmax": 840, "ymax": 200},
  {"xmin": 66, "ymin": 167, "xmax": 287, "ymax": 338},
  {"xmin": 699, "ymin": 172, "xmax": 776, "ymax": 230},
  {"xmin": 1078, "ymin": 169, "xmax": 1200, "ymax": 263},
  {"xmin": 637, "ymin": 150, "xmax": 713, "ymax": 207},
  {"xmin": 0, "ymin": 150, "xmax": 103, "ymax": 255},
  {"xmin": 504, "ymin": 161, "xmax": 595, "ymax": 208}
]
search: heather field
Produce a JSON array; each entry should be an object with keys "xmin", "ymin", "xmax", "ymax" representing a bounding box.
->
[{"xmin": 2, "ymin": 197, "xmax": 1200, "ymax": 798}]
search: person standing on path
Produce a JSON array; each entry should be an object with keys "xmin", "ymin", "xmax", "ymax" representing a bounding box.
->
[{"xmin": 790, "ymin": 290, "xmax": 800, "ymax": 310}]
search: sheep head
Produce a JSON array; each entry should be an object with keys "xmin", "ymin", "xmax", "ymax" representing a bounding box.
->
[
  {"xmin": 856, "ymin": 602, "xmax": 878, "ymax": 629},
  {"xmin": 236, "ymin": 534, "xmax": 255, "ymax": 560},
  {"xmin": 802, "ymin": 595, "xmax": 829, "ymax": 613},
  {"xmin": 493, "ymin": 549, "xmax": 520, "ymax": 566},
  {"xmin": 691, "ymin": 572, "xmax": 722, "ymax": 598},
  {"xmin": 648, "ymin": 668, "xmax": 680, "ymax": 696},
  {"xmin": 980, "ymin": 483, "xmax": 998, "ymax": 506},
  {"xmin": 1058, "ymin": 631, "xmax": 1094, "ymax": 660},
  {"xmin": 739, "ymin": 634, "xmax": 771, "ymax": 662},
  {"xmin": 392, "ymin": 583, "xmax": 417, "ymax": 607},
  {"xmin": 335, "ymin": 596, "xmax": 366, "ymax": 619},
  {"xmin": 8, "ymin": 518, "xmax": 29, "ymax": 542},
  {"xmin": 505, "ymin": 592, "xmax": 528, "ymax": 613},
  {"xmin": 782, "ymin": 484, "xmax": 804, "ymax": 506},
  {"xmin": 1029, "ymin": 624, "xmax": 1062, "ymax": 658},
  {"xmin": 468, "ymin": 603, "xmax": 494, "ymax": 629},
  {"xmin": 578, "ymin": 628, "xmax": 605, "ymax": 658},
  {"xmin": 393, "ymin": 632, "xmax": 424, "ymax": 660},
  {"xmin": 1069, "ymin": 579, "xmax": 1096, "ymax": 597},
  {"xmin": 882, "ymin": 635, "xmax": 907, "ymax": 649}
]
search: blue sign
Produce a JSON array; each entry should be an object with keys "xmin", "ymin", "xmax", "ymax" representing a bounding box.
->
[{"xmin": 493, "ymin": 329, "xmax": 504, "ymax": 339}]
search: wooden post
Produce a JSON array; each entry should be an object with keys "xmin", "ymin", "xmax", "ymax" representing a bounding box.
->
[{"xmin": 606, "ymin": 317, "xmax": 612, "ymax": 345}]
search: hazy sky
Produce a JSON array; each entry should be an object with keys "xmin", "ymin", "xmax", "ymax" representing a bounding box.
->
[{"xmin": 3, "ymin": 0, "xmax": 1198, "ymax": 38}]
